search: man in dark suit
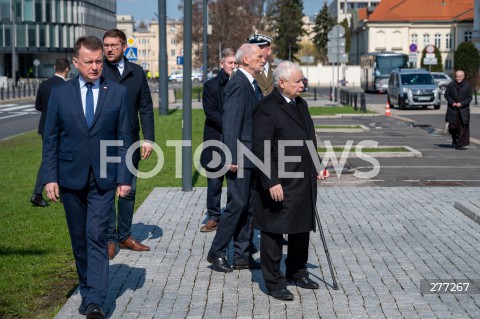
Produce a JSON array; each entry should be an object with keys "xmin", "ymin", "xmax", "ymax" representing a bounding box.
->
[
  {"xmin": 252, "ymin": 61, "xmax": 328, "ymax": 301},
  {"xmin": 444, "ymin": 69, "xmax": 472, "ymax": 150},
  {"xmin": 30, "ymin": 58, "xmax": 70, "ymax": 207},
  {"xmin": 206, "ymin": 43, "xmax": 265, "ymax": 272},
  {"xmin": 102, "ymin": 29, "xmax": 155, "ymax": 259},
  {"xmin": 42, "ymin": 36, "xmax": 132, "ymax": 318},
  {"xmin": 247, "ymin": 31, "xmax": 274, "ymax": 95},
  {"xmin": 199, "ymin": 48, "xmax": 237, "ymax": 232}
]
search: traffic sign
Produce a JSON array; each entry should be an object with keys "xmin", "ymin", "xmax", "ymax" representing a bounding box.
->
[
  {"xmin": 408, "ymin": 52, "xmax": 418, "ymax": 63},
  {"xmin": 125, "ymin": 47, "xmax": 138, "ymax": 61},
  {"xmin": 327, "ymin": 53, "xmax": 348, "ymax": 64},
  {"xmin": 409, "ymin": 43, "xmax": 417, "ymax": 52},
  {"xmin": 176, "ymin": 56, "xmax": 184, "ymax": 65},
  {"xmin": 423, "ymin": 57, "xmax": 437, "ymax": 65},
  {"xmin": 33, "ymin": 59, "xmax": 40, "ymax": 66},
  {"xmin": 425, "ymin": 45, "xmax": 435, "ymax": 53},
  {"xmin": 127, "ymin": 36, "xmax": 136, "ymax": 47},
  {"xmin": 327, "ymin": 25, "xmax": 345, "ymax": 40}
]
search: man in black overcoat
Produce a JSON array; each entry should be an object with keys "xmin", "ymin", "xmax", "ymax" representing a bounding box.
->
[
  {"xmin": 199, "ymin": 48, "xmax": 237, "ymax": 232},
  {"xmin": 102, "ymin": 29, "xmax": 155, "ymax": 259},
  {"xmin": 444, "ymin": 69, "xmax": 472, "ymax": 150},
  {"xmin": 252, "ymin": 61, "xmax": 329, "ymax": 301},
  {"xmin": 206, "ymin": 43, "xmax": 265, "ymax": 272},
  {"xmin": 30, "ymin": 57, "xmax": 70, "ymax": 207}
]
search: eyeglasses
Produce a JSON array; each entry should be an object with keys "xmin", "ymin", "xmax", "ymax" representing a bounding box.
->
[{"xmin": 103, "ymin": 44, "xmax": 122, "ymax": 50}]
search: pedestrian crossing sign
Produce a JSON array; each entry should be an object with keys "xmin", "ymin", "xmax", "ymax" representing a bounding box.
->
[{"xmin": 125, "ymin": 47, "xmax": 138, "ymax": 61}]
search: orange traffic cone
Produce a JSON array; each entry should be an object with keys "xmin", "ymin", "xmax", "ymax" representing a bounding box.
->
[{"xmin": 385, "ymin": 101, "xmax": 391, "ymax": 116}]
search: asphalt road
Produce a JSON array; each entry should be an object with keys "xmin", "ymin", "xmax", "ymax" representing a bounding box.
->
[{"xmin": 0, "ymin": 99, "xmax": 40, "ymax": 140}]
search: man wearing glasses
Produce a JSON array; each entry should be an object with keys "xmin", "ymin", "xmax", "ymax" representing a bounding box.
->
[{"xmin": 102, "ymin": 29, "xmax": 155, "ymax": 260}]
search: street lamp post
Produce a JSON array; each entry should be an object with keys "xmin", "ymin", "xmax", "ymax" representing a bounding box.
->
[{"xmin": 157, "ymin": 0, "xmax": 169, "ymax": 115}]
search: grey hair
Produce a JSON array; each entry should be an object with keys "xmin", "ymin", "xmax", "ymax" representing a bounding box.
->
[
  {"xmin": 221, "ymin": 48, "xmax": 236, "ymax": 61},
  {"xmin": 235, "ymin": 43, "xmax": 257, "ymax": 66},
  {"xmin": 273, "ymin": 61, "xmax": 302, "ymax": 87}
]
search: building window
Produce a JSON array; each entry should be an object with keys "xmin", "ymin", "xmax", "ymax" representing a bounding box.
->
[
  {"xmin": 445, "ymin": 34, "xmax": 452, "ymax": 49},
  {"xmin": 411, "ymin": 34, "xmax": 418, "ymax": 44},
  {"xmin": 171, "ymin": 49, "xmax": 175, "ymax": 56},
  {"xmin": 28, "ymin": 24, "xmax": 36, "ymax": 46},
  {"xmin": 35, "ymin": 0, "xmax": 42, "ymax": 21},
  {"xmin": 171, "ymin": 38, "xmax": 176, "ymax": 45},
  {"xmin": 445, "ymin": 59, "xmax": 452, "ymax": 69},
  {"xmin": 24, "ymin": 0, "xmax": 34, "ymax": 22},
  {"xmin": 423, "ymin": 34, "xmax": 430, "ymax": 46},
  {"xmin": 170, "ymin": 26, "xmax": 176, "ymax": 33},
  {"xmin": 465, "ymin": 30, "xmax": 472, "ymax": 42},
  {"xmin": 434, "ymin": 34, "xmax": 441, "ymax": 49}
]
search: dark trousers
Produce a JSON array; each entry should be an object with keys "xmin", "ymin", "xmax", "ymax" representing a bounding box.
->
[
  {"xmin": 206, "ymin": 174, "xmax": 225, "ymax": 222},
  {"xmin": 33, "ymin": 135, "xmax": 43, "ymax": 195},
  {"xmin": 260, "ymin": 231, "xmax": 310, "ymax": 292},
  {"xmin": 449, "ymin": 110, "xmax": 470, "ymax": 147},
  {"xmin": 61, "ymin": 170, "xmax": 115, "ymax": 306},
  {"xmin": 106, "ymin": 175, "xmax": 137, "ymax": 243},
  {"xmin": 208, "ymin": 168, "xmax": 254, "ymax": 261}
]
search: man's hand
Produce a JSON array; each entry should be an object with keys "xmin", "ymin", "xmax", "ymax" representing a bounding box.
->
[
  {"xmin": 45, "ymin": 182, "xmax": 60, "ymax": 202},
  {"xmin": 117, "ymin": 184, "xmax": 131, "ymax": 197},
  {"xmin": 228, "ymin": 164, "xmax": 238, "ymax": 172},
  {"xmin": 317, "ymin": 169, "xmax": 330, "ymax": 180},
  {"xmin": 141, "ymin": 141, "xmax": 153, "ymax": 160},
  {"xmin": 269, "ymin": 184, "xmax": 284, "ymax": 202}
]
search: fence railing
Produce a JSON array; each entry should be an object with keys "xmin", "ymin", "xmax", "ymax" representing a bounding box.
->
[{"xmin": 0, "ymin": 80, "xmax": 40, "ymax": 100}]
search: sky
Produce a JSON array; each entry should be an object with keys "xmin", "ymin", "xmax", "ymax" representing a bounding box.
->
[{"xmin": 116, "ymin": 0, "xmax": 332, "ymax": 23}]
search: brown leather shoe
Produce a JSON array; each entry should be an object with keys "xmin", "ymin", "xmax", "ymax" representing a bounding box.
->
[
  {"xmin": 119, "ymin": 237, "xmax": 150, "ymax": 251},
  {"xmin": 108, "ymin": 242, "xmax": 117, "ymax": 260},
  {"xmin": 200, "ymin": 220, "xmax": 218, "ymax": 232}
]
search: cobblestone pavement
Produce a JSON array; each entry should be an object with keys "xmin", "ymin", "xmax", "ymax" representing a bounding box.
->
[{"xmin": 55, "ymin": 187, "xmax": 480, "ymax": 319}]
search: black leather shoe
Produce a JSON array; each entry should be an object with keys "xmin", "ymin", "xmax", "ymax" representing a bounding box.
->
[
  {"xmin": 455, "ymin": 146, "xmax": 466, "ymax": 150},
  {"xmin": 233, "ymin": 256, "xmax": 261, "ymax": 270},
  {"xmin": 269, "ymin": 288, "xmax": 294, "ymax": 301},
  {"xmin": 249, "ymin": 244, "xmax": 259, "ymax": 254},
  {"xmin": 287, "ymin": 276, "xmax": 320, "ymax": 289},
  {"xmin": 86, "ymin": 303, "xmax": 105, "ymax": 319},
  {"xmin": 30, "ymin": 194, "xmax": 49, "ymax": 207},
  {"xmin": 78, "ymin": 297, "xmax": 87, "ymax": 315},
  {"xmin": 207, "ymin": 255, "xmax": 233, "ymax": 273}
]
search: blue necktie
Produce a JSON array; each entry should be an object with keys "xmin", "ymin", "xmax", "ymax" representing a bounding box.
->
[
  {"xmin": 252, "ymin": 79, "xmax": 262, "ymax": 101},
  {"xmin": 85, "ymin": 82, "xmax": 94, "ymax": 128}
]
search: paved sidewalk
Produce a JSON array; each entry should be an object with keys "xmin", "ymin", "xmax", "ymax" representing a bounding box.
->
[{"xmin": 54, "ymin": 187, "xmax": 480, "ymax": 319}]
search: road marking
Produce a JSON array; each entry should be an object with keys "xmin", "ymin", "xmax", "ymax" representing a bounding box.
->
[
  {"xmin": 0, "ymin": 103, "xmax": 16, "ymax": 108},
  {"xmin": 1, "ymin": 104, "xmax": 35, "ymax": 111},
  {"xmin": 0, "ymin": 113, "xmax": 28, "ymax": 120}
]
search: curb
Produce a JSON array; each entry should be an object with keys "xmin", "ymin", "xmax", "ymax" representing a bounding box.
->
[{"xmin": 454, "ymin": 201, "xmax": 480, "ymax": 225}]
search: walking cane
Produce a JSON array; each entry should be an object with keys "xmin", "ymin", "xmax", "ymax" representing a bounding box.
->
[{"xmin": 314, "ymin": 206, "xmax": 339, "ymax": 290}]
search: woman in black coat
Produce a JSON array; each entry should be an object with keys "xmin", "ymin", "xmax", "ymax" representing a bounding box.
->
[{"xmin": 252, "ymin": 61, "xmax": 328, "ymax": 301}]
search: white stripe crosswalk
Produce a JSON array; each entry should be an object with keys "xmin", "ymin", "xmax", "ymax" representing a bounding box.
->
[{"xmin": 0, "ymin": 103, "xmax": 38, "ymax": 120}]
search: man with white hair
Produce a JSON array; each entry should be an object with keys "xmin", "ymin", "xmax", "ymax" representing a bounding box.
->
[
  {"xmin": 252, "ymin": 61, "xmax": 329, "ymax": 301},
  {"xmin": 207, "ymin": 43, "xmax": 266, "ymax": 273}
]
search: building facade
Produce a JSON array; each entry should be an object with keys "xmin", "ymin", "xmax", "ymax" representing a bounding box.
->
[
  {"xmin": 116, "ymin": 16, "xmax": 183, "ymax": 78},
  {"xmin": 328, "ymin": 0, "xmax": 381, "ymax": 23},
  {"xmin": 0, "ymin": 0, "xmax": 116, "ymax": 79},
  {"xmin": 350, "ymin": 0, "xmax": 474, "ymax": 71}
]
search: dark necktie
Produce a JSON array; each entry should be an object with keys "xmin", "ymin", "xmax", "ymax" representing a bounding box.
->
[
  {"xmin": 115, "ymin": 63, "xmax": 122, "ymax": 77},
  {"xmin": 290, "ymin": 99, "xmax": 305, "ymax": 127},
  {"xmin": 85, "ymin": 82, "xmax": 94, "ymax": 128},
  {"xmin": 252, "ymin": 79, "xmax": 262, "ymax": 101}
]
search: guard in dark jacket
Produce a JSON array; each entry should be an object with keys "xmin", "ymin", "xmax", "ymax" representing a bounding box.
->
[
  {"xmin": 199, "ymin": 48, "xmax": 237, "ymax": 232},
  {"xmin": 30, "ymin": 57, "xmax": 70, "ymax": 207},
  {"xmin": 252, "ymin": 61, "xmax": 328, "ymax": 301},
  {"xmin": 444, "ymin": 70, "xmax": 472, "ymax": 150},
  {"xmin": 102, "ymin": 29, "xmax": 155, "ymax": 259}
]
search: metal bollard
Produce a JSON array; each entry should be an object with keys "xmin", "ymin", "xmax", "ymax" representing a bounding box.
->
[
  {"xmin": 197, "ymin": 89, "xmax": 201, "ymax": 102},
  {"xmin": 346, "ymin": 91, "xmax": 350, "ymax": 105},
  {"xmin": 360, "ymin": 93, "xmax": 367, "ymax": 112},
  {"xmin": 329, "ymin": 86, "xmax": 332, "ymax": 101},
  {"xmin": 354, "ymin": 93, "xmax": 358, "ymax": 110},
  {"xmin": 0, "ymin": 86, "xmax": 3, "ymax": 100},
  {"xmin": 314, "ymin": 87, "xmax": 317, "ymax": 101},
  {"xmin": 334, "ymin": 87, "xmax": 337, "ymax": 102}
]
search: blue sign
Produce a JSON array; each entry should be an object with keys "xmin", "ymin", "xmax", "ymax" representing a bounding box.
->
[
  {"xmin": 176, "ymin": 56, "xmax": 184, "ymax": 65},
  {"xmin": 409, "ymin": 43, "xmax": 417, "ymax": 52},
  {"xmin": 125, "ymin": 47, "xmax": 138, "ymax": 61}
]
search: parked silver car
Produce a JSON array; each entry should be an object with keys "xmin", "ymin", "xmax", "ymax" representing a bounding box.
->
[
  {"xmin": 431, "ymin": 72, "xmax": 453, "ymax": 94},
  {"xmin": 387, "ymin": 68, "xmax": 441, "ymax": 110}
]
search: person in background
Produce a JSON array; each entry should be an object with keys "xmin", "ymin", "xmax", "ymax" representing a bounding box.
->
[
  {"xmin": 42, "ymin": 35, "xmax": 132, "ymax": 318},
  {"xmin": 252, "ymin": 61, "xmax": 329, "ymax": 301},
  {"xmin": 248, "ymin": 30, "xmax": 274, "ymax": 95},
  {"xmin": 444, "ymin": 69, "xmax": 472, "ymax": 150},
  {"xmin": 30, "ymin": 57, "xmax": 71, "ymax": 208},
  {"xmin": 199, "ymin": 48, "xmax": 237, "ymax": 232},
  {"xmin": 102, "ymin": 29, "xmax": 155, "ymax": 259}
]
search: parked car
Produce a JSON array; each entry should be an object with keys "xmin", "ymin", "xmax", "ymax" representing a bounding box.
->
[
  {"xmin": 387, "ymin": 68, "xmax": 441, "ymax": 110},
  {"xmin": 431, "ymin": 72, "xmax": 453, "ymax": 94},
  {"xmin": 168, "ymin": 72, "xmax": 203, "ymax": 83}
]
